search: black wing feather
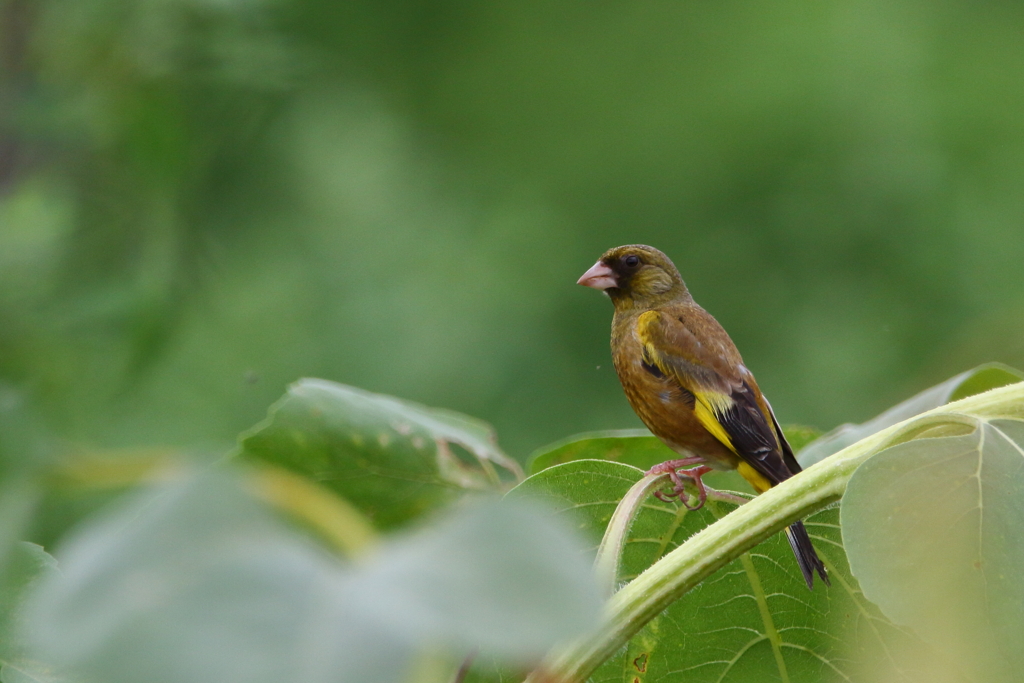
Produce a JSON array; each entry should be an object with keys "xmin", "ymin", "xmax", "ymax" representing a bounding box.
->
[
  {"xmin": 721, "ymin": 383, "xmax": 829, "ymax": 587},
  {"xmin": 716, "ymin": 381, "xmax": 794, "ymax": 486}
]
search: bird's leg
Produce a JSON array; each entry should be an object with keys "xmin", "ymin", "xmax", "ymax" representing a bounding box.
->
[
  {"xmin": 646, "ymin": 459, "xmax": 713, "ymax": 509},
  {"xmin": 646, "ymin": 458, "xmax": 705, "ymax": 476},
  {"xmin": 677, "ymin": 465, "xmax": 713, "ymax": 510},
  {"xmin": 647, "ymin": 458, "xmax": 703, "ymax": 502}
]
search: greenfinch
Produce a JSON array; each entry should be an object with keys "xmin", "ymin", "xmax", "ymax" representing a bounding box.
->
[{"xmin": 579, "ymin": 244, "xmax": 828, "ymax": 589}]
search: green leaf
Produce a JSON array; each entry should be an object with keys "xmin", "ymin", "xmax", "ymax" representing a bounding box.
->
[
  {"xmin": 0, "ymin": 543, "xmax": 63, "ymax": 683},
  {"xmin": 527, "ymin": 430, "xmax": 670, "ymax": 474},
  {"xmin": 842, "ymin": 415, "xmax": 1024, "ymax": 682},
  {"xmin": 238, "ymin": 379, "xmax": 523, "ymax": 528},
  {"xmin": 23, "ymin": 469, "xmax": 601, "ymax": 683},
  {"xmin": 514, "ymin": 460, "xmax": 963, "ymax": 682},
  {"xmin": 508, "ymin": 460, "xmax": 641, "ymax": 543},
  {"xmin": 359, "ymin": 497, "xmax": 603, "ymax": 658},
  {"xmin": 508, "ymin": 460, "xmax": 737, "ymax": 584},
  {"xmin": 527, "ymin": 431, "xmax": 753, "ymax": 493},
  {"xmin": 800, "ymin": 363, "xmax": 1024, "ymax": 467},
  {"xmin": 459, "ymin": 658, "xmax": 522, "ymax": 683},
  {"xmin": 0, "ymin": 544, "xmax": 58, "ymax": 658}
]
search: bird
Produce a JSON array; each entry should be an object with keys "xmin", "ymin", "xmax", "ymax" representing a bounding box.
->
[{"xmin": 577, "ymin": 244, "xmax": 828, "ymax": 589}]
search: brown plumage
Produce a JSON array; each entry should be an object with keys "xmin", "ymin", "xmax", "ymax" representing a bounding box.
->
[{"xmin": 578, "ymin": 244, "xmax": 828, "ymax": 589}]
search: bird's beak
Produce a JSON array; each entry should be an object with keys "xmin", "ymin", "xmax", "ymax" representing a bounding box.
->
[{"xmin": 577, "ymin": 261, "xmax": 618, "ymax": 290}]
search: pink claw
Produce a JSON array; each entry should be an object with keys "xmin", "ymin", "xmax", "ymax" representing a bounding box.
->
[{"xmin": 646, "ymin": 459, "xmax": 714, "ymax": 510}]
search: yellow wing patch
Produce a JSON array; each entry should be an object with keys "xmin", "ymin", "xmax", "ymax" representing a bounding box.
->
[
  {"xmin": 692, "ymin": 391, "xmax": 737, "ymax": 454},
  {"xmin": 737, "ymin": 461, "xmax": 773, "ymax": 493}
]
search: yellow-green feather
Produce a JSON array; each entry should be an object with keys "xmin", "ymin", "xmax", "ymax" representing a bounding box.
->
[{"xmin": 691, "ymin": 390, "xmax": 736, "ymax": 452}]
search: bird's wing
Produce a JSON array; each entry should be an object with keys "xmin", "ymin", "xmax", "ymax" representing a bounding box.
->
[{"xmin": 636, "ymin": 309, "xmax": 794, "ymax": 486}]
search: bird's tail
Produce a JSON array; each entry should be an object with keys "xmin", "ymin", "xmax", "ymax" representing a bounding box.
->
[{"xmin": 785, "ymin": 520, "xmax": 829, "ymax": 589}]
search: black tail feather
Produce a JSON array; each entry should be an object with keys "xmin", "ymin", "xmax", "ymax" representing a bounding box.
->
[{"xmin": 785, "ymin": 520, "xmax": 829, "ymax": 590}]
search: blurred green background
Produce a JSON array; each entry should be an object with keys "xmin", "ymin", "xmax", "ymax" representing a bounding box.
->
[{"xmin": 2, "ymin": 0, "xmax": 1023, "ymax": 460}]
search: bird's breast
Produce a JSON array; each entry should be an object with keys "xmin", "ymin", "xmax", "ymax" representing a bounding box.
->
[{"xmin": 610, "ymin": 314, "xmax": 738, "ymax": 469}]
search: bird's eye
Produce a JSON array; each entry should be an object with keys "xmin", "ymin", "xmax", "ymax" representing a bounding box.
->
[{"xmin": 623, "ymin": 255, "xmax": 641, "ymax": 268}]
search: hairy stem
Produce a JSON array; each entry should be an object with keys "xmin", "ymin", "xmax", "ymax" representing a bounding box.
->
[{"xmin": 594, "ymin": 473, "xmax": 748, "ymax": 596}]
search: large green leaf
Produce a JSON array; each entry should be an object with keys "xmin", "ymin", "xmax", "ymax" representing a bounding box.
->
[
  {"xmin": 0, "ymin": 391, "xmax": 66, "ymax": 683},
  {"xmin": 0, "ymin": 543, "xmax": 62, "ymax": 683},
  {"xmin": 842, "ymin": 414, "xmax": 1024, "ymax": 682},
  {"xmin": 527, "ymin": 432, "xmax": 753, "ymax": 493},
  {"xmin": 509, "ymin": 459, "xmax": 960, "ymax": 683},
  {"xmin": 23, "ymin": 468, "xmax": 602, "ymax": 683},
  {"xmin": 800, "ymin": 363, "xmax": 1024, "ymax": 467},
  {"xmin": 237, "ymin": 379, "xmax": 522, "ymax": 528},
  {"xmin": 527, "ymin": 431, "xmax": 672, "ymax": 474}
]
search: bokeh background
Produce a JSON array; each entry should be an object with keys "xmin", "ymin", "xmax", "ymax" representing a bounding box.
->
[{"xmin": 2, "ymin": 0, "xmax": 1023, "ymax": 461}]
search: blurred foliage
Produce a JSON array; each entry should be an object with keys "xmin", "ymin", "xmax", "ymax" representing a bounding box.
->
[
  {"xmin": 3, "ymin": 0, "xmax": 1024, "ymax": 462},
  {"xmin": 238, "ymin": 378, "xmax": 523, "ymax": 528},
  {"xmin": 6, "ymin": 3, "xmax": 1024, "ymax": 674},
  {"xmin": 22, "ymin": 472, "xmax": 602, "ymax": 683},
  {"xmin": 0, "ymin": 368, "xmax": 1017, "ymax": 681},
  {"xmin": 844, "ymin": 419, "xmax": 1024, "ymax": 682},
  {"xmin": 5, "ymin": 2, "xmax": 1024, "ymax": 671}
]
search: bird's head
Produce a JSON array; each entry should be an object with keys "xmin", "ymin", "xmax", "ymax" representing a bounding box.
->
[{"xmin": 577, "ymin": 244, "xmax": 690, "ymax": 308}]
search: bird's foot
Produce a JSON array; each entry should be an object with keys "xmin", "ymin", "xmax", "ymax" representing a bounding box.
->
[
  {"xmin": 647, "ymin": 459, "xmax": 714, "ymax": 510},
  {"xmin": 646, "ymin": 458, "xmax": 706, "ymax": 476}
]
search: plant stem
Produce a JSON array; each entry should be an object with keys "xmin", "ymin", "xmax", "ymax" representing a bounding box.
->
[
  {"xmin": 593, "ymin": 472, "xmax": 668, "ymax": 596},
  {"xmin": 594, "ymin": 473, "xmax": 748, "ymax": 596}
]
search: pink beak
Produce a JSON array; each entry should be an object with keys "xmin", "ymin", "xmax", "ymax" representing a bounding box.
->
[{"xmin": 577, "ymin": 261, "xmax": 618, "ymax": 290}]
